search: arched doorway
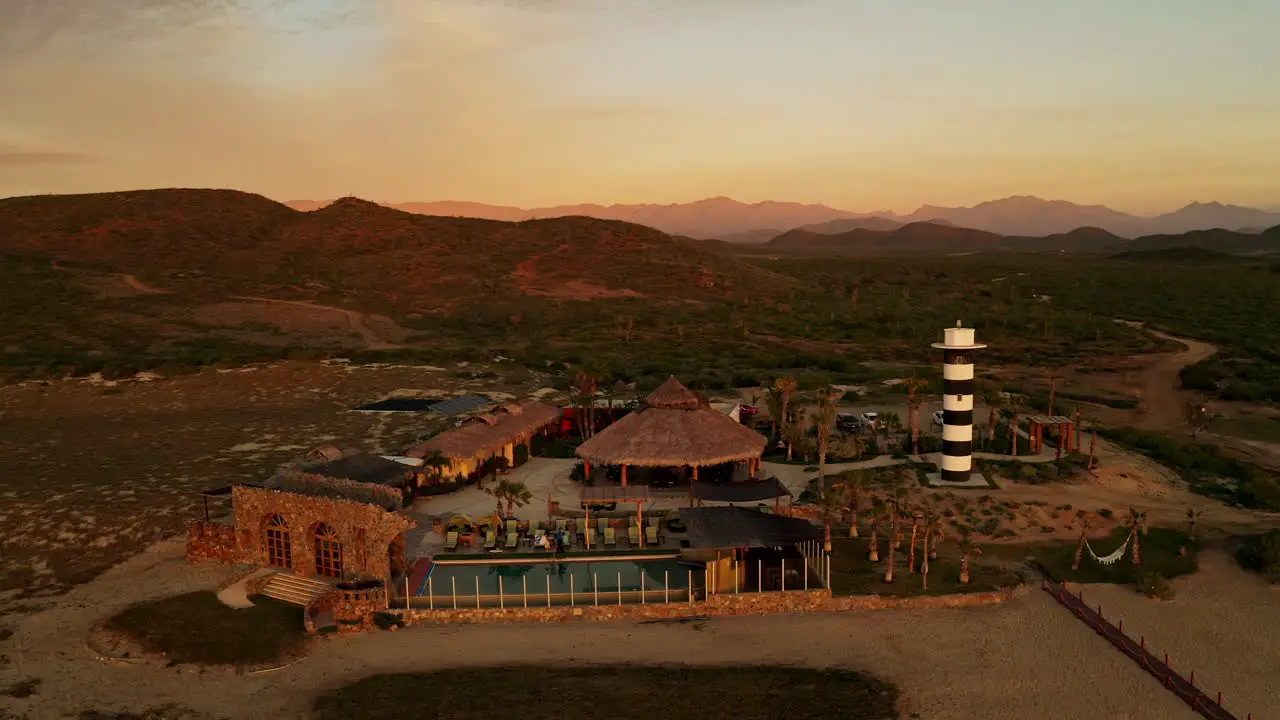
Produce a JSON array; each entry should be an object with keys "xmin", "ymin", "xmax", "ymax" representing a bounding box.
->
[
  {"xmin": 264, "ymin": 514, "xmax": 292, "ymax": 569},
  {"xmin": 313, "ymin": 523, "xmax": 344, "ymax": 578}
]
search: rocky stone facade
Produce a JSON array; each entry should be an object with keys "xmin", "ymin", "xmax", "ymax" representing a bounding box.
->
[
  {"xmin": 185, "ymin": 521, "xmax": 238, "ymax": 564},
  {"xmin": 184, "ymin": 485, "xmax": 415, "ymax": 582},
  {"xmin": 395, "ymin": 585, "xmax": 1024, "ymax": 626},
  {"xmin": 304, "ymin": 585, "xmax": 390, "ymax": 633}
]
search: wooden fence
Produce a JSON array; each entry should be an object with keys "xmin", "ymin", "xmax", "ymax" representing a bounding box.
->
[{"xmin": 1041, "ymin": 579, "xmax": 1252, "ymax": 720}]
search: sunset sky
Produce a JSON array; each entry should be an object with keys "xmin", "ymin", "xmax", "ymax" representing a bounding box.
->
[{"xmin": 2, "ymin": 0, "xmax": 1278, "ymax": 214}]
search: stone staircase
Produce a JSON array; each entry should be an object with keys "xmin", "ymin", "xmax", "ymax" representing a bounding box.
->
[{"xmin": 259, "ymin": 572, "xmax": 334, "ymax": 606}]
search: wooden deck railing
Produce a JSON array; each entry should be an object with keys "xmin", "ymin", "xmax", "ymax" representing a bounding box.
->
[{"xmin": 1041, "ymin": 579, "xmax": 1252, "ymax": 720}]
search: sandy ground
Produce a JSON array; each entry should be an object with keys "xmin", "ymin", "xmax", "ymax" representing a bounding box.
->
[{"xmin": 1, "ymin": 536, "xmax": 1276, "ymax": 720}]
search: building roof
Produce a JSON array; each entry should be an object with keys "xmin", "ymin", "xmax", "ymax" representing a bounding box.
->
[
  {"xmin": 575, "ymin": 377, "xmax": 766, "ymax": 468},
  {"xmin": 680, "ymin": 507, "xmax": 821, "ymax": 549},
  {"xmin": 692, "ymin": 477, "xmax": 791, "ymax": 503},
  {"xmin": 263, "ymin": 471, "xmax": 404, "ymax": 512},
  {"xmin": 297, "ymin": 452, "xmax": 415, "ymax": 487},
  {"xmin": 406, "ymin": 400, "xmax": 561, "ymax": 461}
]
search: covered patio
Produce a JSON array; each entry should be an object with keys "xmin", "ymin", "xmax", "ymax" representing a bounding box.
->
[
  {"xmin": 680, "ymin": 506, "xmax": 827, "ymax": 593},
  {"xmin": 574, "ymin": 377, "xmax": 769, "ymax": 494}
]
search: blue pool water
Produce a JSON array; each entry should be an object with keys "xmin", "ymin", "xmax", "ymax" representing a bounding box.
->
[{"xmin": 419, "ymin": 559, "xmax": 693, "ymax": 597}]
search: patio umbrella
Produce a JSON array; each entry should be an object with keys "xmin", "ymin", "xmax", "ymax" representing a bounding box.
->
[{"xmin": 445, "ymin": 515, "xmax": 474, "ymax": 532}]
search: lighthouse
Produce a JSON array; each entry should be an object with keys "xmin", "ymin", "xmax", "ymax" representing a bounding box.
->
[{"xmin": 931, "ymin": 322, "xmax": 986, "ymax": 484}]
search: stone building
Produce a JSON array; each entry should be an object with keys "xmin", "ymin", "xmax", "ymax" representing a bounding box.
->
[{"xmin": 187, "ymin": 445, "xmax": 417, "ymax": 584}]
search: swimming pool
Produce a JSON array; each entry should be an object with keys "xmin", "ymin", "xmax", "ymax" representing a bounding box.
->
[{"xmin": 418, "ymin": 558, "xmax": 694, "ymax": 598}]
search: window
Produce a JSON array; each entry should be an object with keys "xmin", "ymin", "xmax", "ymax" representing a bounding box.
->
[
  {"xmin": 264, "ymin": 514, "xmax": 292, "ymax": 569},
  {"xmin": 313, "ymin": 523, "xmax": 344, "ymax": 578}
]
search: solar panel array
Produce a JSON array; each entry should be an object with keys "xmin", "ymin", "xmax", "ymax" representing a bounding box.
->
[{"xmin": 427, "ymin": 394, "xmax": 494, "ymax": 416}]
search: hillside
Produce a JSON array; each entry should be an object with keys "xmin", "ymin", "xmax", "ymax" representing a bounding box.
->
[
  {"xmin": 0, "ymin": 189, "xmax": 791, "ymax": 377},
  {"xmin": 758, "ymin": 219, "xmax": 1280, "ymax": 257}
]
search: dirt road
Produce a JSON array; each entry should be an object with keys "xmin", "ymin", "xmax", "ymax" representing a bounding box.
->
[
  {"xmin": 229, "ymin": 296, "xmax": 405, "ymax": 350},
  {"xmin": 1132, "ymin": 328, "xmax": 1218, "ymax": 433}
]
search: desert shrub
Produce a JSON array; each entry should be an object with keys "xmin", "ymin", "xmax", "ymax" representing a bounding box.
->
[
  {"xmin": 1137, "ymin": 572, "xmax": 1175, "ymax": 600},
  {"xmin": 372, "ymin": 612, "xmax": 404, "ymax": 631},
  {"xmin": 1098, "ymin": 508, "xmax": 1114, "ymax": 519},
  {"xmin": 1235, "ymin": 529, "xmax": 1280, "ymax": 582},
  {"xmin": 1037, "ymin": 463, "xmax": 1060, "ymax": 480}
]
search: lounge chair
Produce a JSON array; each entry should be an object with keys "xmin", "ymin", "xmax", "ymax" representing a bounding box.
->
[
  {"xmin": 484, "ymin": 531, "xmax": 497, "ymax": 550},
  {"xmin": 529, "ymin": 521, "xmax": 543, "ymax": 539},
  {"xmin": 645, "ymin": 525, "xmax": 659, "ymax": 546},
  {"xmin": 506, "ymin": 519, "xmax": 519, "ymax": 535},
  {"xmin": 444, "ymin": 531, "xmax": 459, "ymax": 550},
  {"xmin": 597, "ymin": 517, "xmax": 609, "ymax": 533},
  {"xmin": 627, "ymin": 524, "xmax": 640, "ymax": 546},
  {"xmin": 505, "ymin": 532, "xmax": 518, "ymax": 549},
  {"xmin": 647, "ymin": 516, "xmax": 660, "ymax": 528},
  {"xmin": 604, "ymin": 527, "xmax": 617, "ymax": 546},
  {"xmin": 584, "ymin": 527, "xmax": 597, "ymax": 547}
]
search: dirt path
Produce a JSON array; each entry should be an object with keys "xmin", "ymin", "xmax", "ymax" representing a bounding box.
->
[
  {"xmin": 120, "ymin": 274, "xmax": 171, "ymax": 295},
  {"xmin": 1132, "ymin": 328, "xmax": 1218, "ymax": 433},
  {"xmin": 229, "ymin": 296, "xmax": 404, "ymax": 350}
]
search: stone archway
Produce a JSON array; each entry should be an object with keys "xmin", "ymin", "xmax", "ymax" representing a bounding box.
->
[
  {"xmin": 312, "ymin": 522, "xmax": 344, "ymax": 578},
  {"xmin": 263, "ymin": 514, "xmax": 293, "ymax": 569}
]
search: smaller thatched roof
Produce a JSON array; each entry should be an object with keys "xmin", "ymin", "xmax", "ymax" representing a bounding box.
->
[
  {"xmin": 575, "ymin": 377, "xmax": 766, "ymax": 468},
  {"xmin": 406, "ymin": 400, "xmax": 560, "ymax": 461}
]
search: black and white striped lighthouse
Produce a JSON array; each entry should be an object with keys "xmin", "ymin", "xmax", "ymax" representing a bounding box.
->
[{"xmin": 931, "ymin": 322, "xmax": 986, "ymax": 483}]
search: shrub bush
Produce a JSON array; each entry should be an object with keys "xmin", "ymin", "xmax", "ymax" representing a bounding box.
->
[
  {"xmin": 1235, "ymin": 529, "xmax": 1280, "ymax": 582},
  {"xmin": 1137, "ymin": 572, "xmax": 1175, "ymax": 600}
]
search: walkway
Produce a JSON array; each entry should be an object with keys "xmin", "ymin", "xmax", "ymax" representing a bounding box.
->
[{"xmin": 1041, "ymin": 579, "xmax": 1249, "ymax": 720}]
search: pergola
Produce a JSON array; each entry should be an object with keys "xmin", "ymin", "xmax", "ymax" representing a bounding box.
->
[
  {"xmin": 575, "ymin": 376, "xmax": 768, "ymax": 490},
  {"xmin": 579, "ymin": 485, "xmax": 652, "ymax": 549},
  {"xmin": 1026, "ymin": 414, "xmax": 1077, "ymax": 457}
]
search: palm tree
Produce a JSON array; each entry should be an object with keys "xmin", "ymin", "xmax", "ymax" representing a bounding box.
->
[
  {"xmin": 924, "ymin": 510, "xmax": 944, "ymax": 561},
  {"xmin": 774, "ymin": 376, "xmax": 799, "ymax": 459},
  {"xmin": 905, "ymin": 374, "xmax": 928, "ymax": 455},
  {"xmin": 1185, "ymin": 506, "xmax": 1203, "ymax": 541},
  {"xmin": 1071, "ymin": 518, "xmax": 1092, "ymax": 571},
  {"xmin": 417, "ymin": 449, "xmax": 451, "ymax": 491},
  {"xmin": 957, "ymin": 535, "xmax": 981, "ymax": 585},
  {"xmin": 890, "ymin": 489, "xmax": 907, "ymax": 549},
  {"xmin": 764, "ymin": 387, "xmax": 784, "ymax": 442},
  {"xmin": 817, "ymin": 488, "xmax": 843, "ymax": 553},
  {"xmin": 1006, "ymin": 394, "xmax": 1025, "ymax": 456},
  {"xmin": 1126, "ymin": 506, "xmax": 1148, "ymax": 565},
  {"xmin": 883, "ymin": 500, "xmax": 899, "ymax": 582},
  {"xmin": 812, "ymin": 388, "xmax": 838, "ymax": 499},
  {"xmin": 846, "ymin": 476, "xmax": 864, "ymax": 538},
  {"xmin": 867, "ymin": 504, "xmax": 882, "ymax": 562},
  {"xmin": 1085, "ymin": 414, "xmax": 1098, "ymax": 471},
  {"xmin": 485, "ymin": 479, "xmax": 532, "ymax": 519},
  {"xmin": 907, "ymin": 510, "xmax": 922, "ymax": 573},
  {"xmin": 920, "ymin": 518, "xmax": 932, "ymax": 592},
  {"xmin": 983, "ymin": 387, "xmax": 1004, "ymax": 442}
]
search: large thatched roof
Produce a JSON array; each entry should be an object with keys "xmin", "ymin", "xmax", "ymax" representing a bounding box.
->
[
  {"xmin": 575, "ymin": 377, "xmax": 765, "ymax": 467},
  {"xmin": 406, "ymin": 400, "xmax": 560, "ymax": 461}
]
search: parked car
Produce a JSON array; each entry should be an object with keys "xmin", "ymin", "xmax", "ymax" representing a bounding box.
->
[
  {"xmin": 860, "ymin": 412, "xmax": 880, "ymax": 429},
  {"xmin": 836, "ymin": 414, "xmax": 860, "ymax": 433},
  {"xmin": 933, "ymin": 410, "xmax": 945, "ymax": 427}
]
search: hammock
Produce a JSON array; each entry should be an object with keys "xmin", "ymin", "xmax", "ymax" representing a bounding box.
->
[{"xmin": 1085, "ymin": 529, "xmax": 1133, "ymax": 565}]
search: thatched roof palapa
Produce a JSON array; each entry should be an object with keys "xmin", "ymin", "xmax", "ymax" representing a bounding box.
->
[
  {"xmin": 407, "ymin": 400, "xmax": 560, "ymax": 461},
  {"xmin": 575, "ymin": 377, "xmax": 766, "ymax": 467}
]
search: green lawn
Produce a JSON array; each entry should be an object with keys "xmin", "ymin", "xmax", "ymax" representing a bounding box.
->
[
  {"xmin": 103, "ymin": 591, "xmax": 307, "ymax": 666},
  {"xmin": 986, "ymin": 526, "xmax": 1201, "ymax": 585},
  {"xmin": 314, "ymin": 666, "xmax": 899, "ymax": 720},
  {"xmin": 826, "ymin": 537, "xmax": 1023, "ymax": 597}
]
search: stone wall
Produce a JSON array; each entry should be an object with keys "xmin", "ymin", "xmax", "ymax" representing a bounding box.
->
[
  {"xmin": 304, "ymin": 586, "xmax": 389, "ymax": 634},
  {"xmin": 185, "ymin": 521, "xmax": 240, "ymax": 565},
  {"xmin": 395, "ymin": 585, "xmax": 1025, "ymax": 626},
  {"xmin": 231, "ymin": 485, "xmax": 415, "ymax": 581}
]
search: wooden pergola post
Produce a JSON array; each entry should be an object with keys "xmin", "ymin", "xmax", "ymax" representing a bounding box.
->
[
  {"xmin": 637, "ymin": 500, "xmax": 644, "ymax": 548},
  {"xmin": 583, "ymin": 459, "xmax": 591, "ymax": 482},
  {"xmin": 1056, "ymin": 422, "xmax": 1065, "ymax": 460},
  {"xmin": 621, "ymin": 464, "xmax": 628, "ymax": 487}
]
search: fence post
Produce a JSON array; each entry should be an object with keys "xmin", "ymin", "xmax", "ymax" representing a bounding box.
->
[
  {"xmin": 1097, "ymin": 604, "xmax": 1102, "ymax": 618},
  {"xmin": 618, "ymin": 571, "xmax": 623, "ymax": 606},
  {"xmin": 1164, "ymin": 652, "xmax": 1169, "ymax": 666},
  {"xmin": 826, "ymin": 554, "xmax": 831, "ymax": 589},
  {"xmin": 523, "ymin": 576, "xmax": 528, "ymax": 608},
  {"xmin": 665, "ymin": 570, "xmax": 669, "ymax": 604},
  {"xmin": 475, "ymin": 577, "xmax": 480, "ymax": 609},
  {"xmin": 428, "ymin": 576, "xmax": 434, "ymax": 610},
  {"xmin": 1140, "ymin": 636, "xmax": 1145, "ymax": 650},
  {"xmin": 1216, "ymin": 692, "xmax": 1222, "ymax": 706},
  {"xmin": 758, "ymin": 559, "xmax": 762, "ymax": 593},
  {"xmin": 782, "ymin": 558, "xmax": 786, "ymax": 592},
  {"xmin": 404, "ymin": 576, "xmax": 409, "ymax": 611},
  {"xmin": 688, "ymin": 569, "xmax": 693, "ymax": 604},
  {"xmin": 734, "ymin": 562, "xmax": 739, "ymax": 594},
  {"xmin": 641, "ymin": 570, "xmax": 646, "ymax": 605},
  {"xmin": 594, "ymin": 573, "xmax": 599, "ymax": 606},
  {"xmin": 452, "ymin": 576, "xmax": 457, "ymax": 609},
  {"xmin": 1118, "ymin": 619, "xmax": 1122, "ymax": 633},
  {"xmin": 499, "ymin": 577, "xmax": 504, "ymax": 609},
  {"xmin": 546, "ymin": 574, "xmax": 552, "ymax": 608},
  {"xmin": 570, "ymin": 574, "xmax": 575, "ymax": 607},
  {"xmin": 1189, "ymin": 670, "xmax": 1195, "ymax": 686}
]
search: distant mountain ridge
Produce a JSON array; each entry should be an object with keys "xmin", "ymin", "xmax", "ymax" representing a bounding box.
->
[{"xmin": 284, "ymin": 195, "xmax": 1280, "ymax": 240}]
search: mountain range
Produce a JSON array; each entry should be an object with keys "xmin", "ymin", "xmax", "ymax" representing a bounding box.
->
[{"xmin": 284, "ymin": 195, "xmax": 1280, "ymax": 241}]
